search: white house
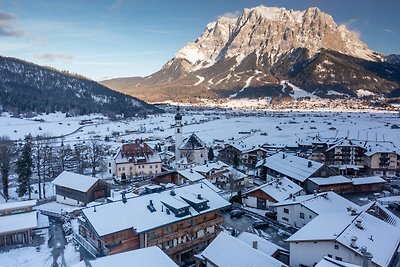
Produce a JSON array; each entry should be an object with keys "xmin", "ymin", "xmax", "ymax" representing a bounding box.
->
[
  {"xmin": 287, "ymin": 204, "xmax": 400, "ymax": 267},
  {"xmin": 243, "ymin": 177, "xmax": 304, "ymax": 209},
  {"xmin": 273, "ymin": 191, "xmax": 358, "ymax": 228},
  {"xmin": 197, "ymin": 231, "xmax": 288, "ymax": 267},
  {"xmin": 177, "ymin": 133, "xmax": 208, "ymax": 169}
]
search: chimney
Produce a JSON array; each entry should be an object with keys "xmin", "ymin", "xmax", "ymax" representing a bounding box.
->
[
  {"xmin": 351, "ymin": 208, "xmax": 358, "ymax": 216},
  {"xmin": 350, "ymin": 236, "xmax": 358, "ymax": 248},
  {"xmin": 252, "ymin": 241, "xmax": 258, "ymax": 250},
  {"xmin": 361, "ymin": 247, "xmax": 373, "ymax": 267},
  {"xmin": 93, "ymin": 206, "xmax": 96, "ymax": 212},
  {"xmin": 198, "ymin": 194, "xmax": 202, "ymax": 200},
  {"xmin": 308, "ymin": 161, "xmax": 312, "ymax": 168},
  {"xmin": 282, "ymin": 153, "xmax": 286, "ymax": 159},
  {"xmin": 356, "ymin": 219, "xmax": 363, "ymax": 229},
  {"xmin": 170, "ymin": 190, "xmax": 176, "ymax": 196},
  {"xmin": 150, "ymin": 200, "xmax": 153, "ymax": 206}
]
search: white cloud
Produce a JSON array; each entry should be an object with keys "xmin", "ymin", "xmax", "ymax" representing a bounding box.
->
[
  {"xmin": 36, "ymin": 53, "xmax": 74, "ymax": 62},
  {"xmin": 218, "ymin": 10, "xmax": 241, "ymax": 20}
]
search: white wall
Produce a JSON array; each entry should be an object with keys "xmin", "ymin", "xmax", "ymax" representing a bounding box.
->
[
  {"xmin": 289, "ymin": 241, "xmax": 375, "ymax": 267},
  {"xmin": 276, "ymin": 204, "xmax": 317, "ymax": 228},
  {"xmin": 56, "ymin": 194, "xmax": 83, "ymax": 206},
  {"xmin": 244, "ymin": 196, "xmax": 257, "ymax": 208}
]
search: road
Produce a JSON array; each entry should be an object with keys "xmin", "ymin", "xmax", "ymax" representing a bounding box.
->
[{"xmin": 49, "ymin": 218, "xmax": 67, "ymax": 267}]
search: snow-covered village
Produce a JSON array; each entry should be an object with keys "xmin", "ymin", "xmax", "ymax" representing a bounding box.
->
[{"xmin": 1, "ymin": 1, "xmax": 400, "ymax": 267}]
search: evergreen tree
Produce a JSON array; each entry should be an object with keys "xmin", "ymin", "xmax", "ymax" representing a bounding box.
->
[
  {"xmin": 16, "ymin": 136, "xmax": 33, "ymax": 198},
  {"xmin": 208, "ymin": 147, "xmax": 215, "ymax": 161},
  {"xmin": 0, "ymin": 136, "xmax": 16, "ymax": 201}
]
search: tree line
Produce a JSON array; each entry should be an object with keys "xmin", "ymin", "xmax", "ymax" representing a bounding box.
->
[{"xmin": 0, "ymin": 135, "xmax": 110, "ymax": 201}]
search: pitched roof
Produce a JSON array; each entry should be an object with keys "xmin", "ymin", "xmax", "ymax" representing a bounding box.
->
[
  {"xmin": 115, "ymin": 142, "xmax": 161, "ymax": 164},
  {"xmin": 274, "ymin": 192, "xmax": 358, "ymax": 215},
  {"xmin": 246, "ymin": 177, "xmax": 303, "ymax": 202},
  {"xmin": 315, "ymin": 257, "xmax": 361, "ymax": 267},
  {"xmin": 0, "ymin": 200, "xmax": 36, "ymax": 212},
  {"xmin": 73, "ymin": 246, "xmax": 178, "ymax": 267},
  {"xmin": 52, "ymin": 171, "xmax": 99, "ymax": 193},
  {"xmin": 237, "ymin": 232, "xmax": 288, "ymax": 256},
  {"xmin": 201, "ymin": 232, "xmax": 288, "ymax": 267},
  {"xmin": 179, "ymin": 133, "xmax": 206, "ymax": 150},
  {"xmin": 81, "ymin": 183, "xmax": 230, "ymax": 236},
  {"xmin": 0, "ymin": 211, "xmax": 38, "ymax": 234},
  {"xmin": 350, "ymin": 176, "xmax": 386, "ymax": 185},
  {"xmin": 287, "ymin": 210, "xmax": 400, "ymax": 267},
  {"xmin": 261, "ymin": 152, "xmax": 324, "ymax": 182},
  {"xmin": 177, "ymin": 169, "xmax": 205, "ymax": 182},
  {"xmin": 308, "ymin": 175, "xmax": 352, "ymax": 186}
]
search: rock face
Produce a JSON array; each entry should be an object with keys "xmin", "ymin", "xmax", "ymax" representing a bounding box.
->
[
  {"xmin": 102, "ymin": 5, "xmax": 400, "ymax": 102},
  {"xmin": 0, "ymin": 56, "xmax": 160, "ymax": 116}
]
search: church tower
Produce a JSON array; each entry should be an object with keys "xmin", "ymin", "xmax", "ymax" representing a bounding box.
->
[{"xmin": 175, "ymin": 106, "xmax": 183, "ymax": 160}]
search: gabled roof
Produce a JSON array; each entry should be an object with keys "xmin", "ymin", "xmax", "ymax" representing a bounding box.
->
[
  {"xmin": 179, "ymin": 133, "xmax": 206, "ymax": 150},
  {"xmin": 350, "ymin": 176, "xmax": 386, "ymax": 185},
  {"xmin": 308, "ymin": 175, "xmax": 352, "ymax": 186},
  {"xmin": 315, "ymin": 256, "xmax": 361, "ymax": 267},
  {"xmin": 260, "ymin": 152, "xmax": 324, "ymax": 182},
  {"xmin": 73, "ymin": 246, "xmax": 178, "ymax": 267},
  {"xmin": 0, "ymin": 211, "xmax": 38, "ymax": 234},
  {"xmin": 0, "ymin": 200, "xmax": 36, "ymax": 212},
  {"xmin": 193, "ymin": 161, "xmax": 228, "ymax": 174},
  {"xmin": 201, "ymin": 232, "xmax": 288, "ymax": 267},
  {"xmin": 287, "ymin": 210, "xmax": 400, "ymax": 267},
  {"xmin": 81, "ymin": 183, "xmax": 230, "ymax": 236},
  {"xmin": 237, "ymin": 232, "xmax": 288, "ymax": 256},
  {"xmin": 52, "ymin": 171, "xmax": 100, "ymax": 193},
  {"xmin": 114, "ymin": 142, "xmax": 161, "ymax": 164},
  {"xmin": 246, "ymin": 177, "xmax": 303, "ymax": 202},
  {"xmin": 274, "ymin": 192, "xmax": 358, "ymax": 215},
  {"xmin": 177, "ymin": 169, "xmax": 205, "ymax": 182}
]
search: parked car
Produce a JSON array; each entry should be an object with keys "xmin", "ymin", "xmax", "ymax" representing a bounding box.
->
[
  {"xmin": 252, "ymin": 219, "xmax": 269, "ymax": 229},
  {"xmin": 265, "ymin": 211, "xmax": 277, "ymax": 220},
  {"xmin": 389, "ymin": 202, "xmax": 400, "ymax": 210},
  {"xmin": 230, "ymin": 209, "xmax": 245, "ymax": 218}
]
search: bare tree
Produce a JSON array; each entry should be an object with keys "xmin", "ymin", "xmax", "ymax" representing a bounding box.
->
[
  {"xmin": 74, "ymin": 142, "xmax": 87, "ymax": 174},
  {"xmin": 87, "ymin": 138, "xmax": 109, "ymax": 177},
  {"xmin": 57, "ymin": 139, "xmax": 73, "ymax": 172},
  {"xmin": 0, "ymin": 136, "xmax": 16, "ymax": 201}
]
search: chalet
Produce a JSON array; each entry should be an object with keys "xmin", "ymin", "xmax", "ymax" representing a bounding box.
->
[
  {"xmin": 75, "ymin": 183, "xmax": 230, "ymax": 266},
  {"xmin": 0, "ymin": 200, "xmax": 38, "ymax": 247},
  {"xmin": 257, "ymin": 152, "xmax": 337, "ymax": 187},
  {"xmin": 218, "ymin": 142, "xmax": 267, "ymax": 168},
  {"xmin": 364, "ymin": 142, "xmax": 400, "ymax": 177},
  {"xmin": 177, "ymin": 133, "xmax": 208, "ymax": 169},
  {"xmin": 193, "ymin": 161, "xmax": 229, "ymax": 184},
  {"xmin": 72, "ymin": 246, "xmax": 178, "ymax": 267},
  {"xmin": 324, "ymin": 139, "xmax": 366, "ymax": 167},
  {"xmin": 217, "ymin": 167, "xmax": 247, "ymax": 190},
  {"xmin": 52, "ymin": 171, "xmax": 111, "ymax": 206},
  {"xmin": 273, "ymin": 191, "xmax": 358, "ymax": 228},
  {"xmin": 306, "ymin": 175, "xmax": 353, "ymax": 194},
  {"xmin": 196, "ymin": 231, "xmax": 288, "ymax": 267},
  {"xmin": 350, "ymin": 176, "xmax": 386, "ymax": 192},
  {"xmin": 109, "ymin": 142, "xmax": 162, "ymax": 182},
  {"xmin": 243, "ymin": 177, "xmax": 304, "ymax": 209},
  {"xmin": 287, "ymin": 203, "xmax": 400, "ymax": 267}
]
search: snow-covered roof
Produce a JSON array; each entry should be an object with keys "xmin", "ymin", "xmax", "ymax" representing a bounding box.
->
[
  {"xmin": 52, "ymin": 171, "xmax": 100, "ymax": 193},
  {"xmin": 326, "ymin": 139, "xmax": 365, "ymax": 152},
  {"xmin": 201, "ymin": 232, "xmax": 288, "ymax": 267},
  {"xmin": 0, "ymin": 199, "xmax": 36, "ymax": 212},
  {"xmin": 81, "ymin": 183, "xmax": 230, "ymax": 236},
  {"xmin": 74, "ymin": 246, "xmax": 178, "ymax": 267},
  {"xmin": 0, "ymin": 211, "xmax": 37, "ymax": 234},
  {"xmin": 287, "ymin": 210, "xmax": 400, "ymax": 267},
  {"xmin": 179, "ymin": 133, "xmax": 206, "ymax": 150},
  {"xmin": 223, "ymin": 167, "xmax": 247, "ymax": 181},
  {"xmin": 274, "ymin": 192, "xmax": 358, "ymax": 215},
  {"xmin": 350, "ymin": 176, "xmax": 386, "ymax": 185},
  {"xmin": 200, "ymin": 179, "xmax": 223, "ymax": 194},
  {"xmin": 364, "ymin": 141, "xmax": 399, "ymax": 156},
  {"xmin": 177, "ymin": 169, "xmax": 205, "ymax": 182},
  {"xmin": 114, "ymin": 143, "xmax": 161, "ymax": 164},
  {"xmin": 308, "ymin": 175, "xmax": 352, "ymax": 186},
  {"xmin": 193, "ymin": 161, "xmax": 228, "ymax": 174},
  {"xmin": 246, "ymin": 177, "xmax": 303, "ymax": 202},
  {"xmin": 237, "ymin": 232, "xmax": 288, "ymax": 256},
  {"xmin": 315, "ymin": 256, "xmax": 361, "ymax": 267},
  {"xmin": 261, "ymin": 152, "xmax": 324, "ymax": 182}
]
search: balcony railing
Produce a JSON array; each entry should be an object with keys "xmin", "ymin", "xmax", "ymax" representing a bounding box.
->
[{"xmin": 73, "ymin": 233, "xmax": 102, "ymax": 258}]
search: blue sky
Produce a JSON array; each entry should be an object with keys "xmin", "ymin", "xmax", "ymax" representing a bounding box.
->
[{"xmin": 0, "ymin": 0, "xmax": 399, "ymax": 80}]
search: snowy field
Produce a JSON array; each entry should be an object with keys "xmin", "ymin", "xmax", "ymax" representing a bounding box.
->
[{"xmin": 1, "ymin": 109, "xmax": 400, "ymax": 150}]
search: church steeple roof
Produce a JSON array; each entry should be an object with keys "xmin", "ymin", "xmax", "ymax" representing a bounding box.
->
[{"xmin": 175, "ymin": 106, "xmax": 182, "ymax": 120}]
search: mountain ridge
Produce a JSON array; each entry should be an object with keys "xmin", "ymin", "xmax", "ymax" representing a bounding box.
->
[{"xmin": 102, "ymin": 5, "xmax": 399, "ymax": 102}]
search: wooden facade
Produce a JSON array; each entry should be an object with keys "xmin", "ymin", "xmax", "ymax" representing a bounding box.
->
[
  {"xmin": 77, "ymin": 210, "xmax": 223, "ymax": 265},
  {"xmin": 56, "ymin": 179, "xmax": 111, "ymax": 206}
]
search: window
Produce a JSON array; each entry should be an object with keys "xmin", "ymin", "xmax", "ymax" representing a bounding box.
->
[
  {"xmin": 201, "ymin": 153, "xmax": 203, "ymax": 158},
  {"xmin": 309, "ymin": 215, "xmax": 312, "ymax": 219},
  {"xmin": 150, "ymin": 165, "xmax": 152, "ymax": 169},
  {"xmin": 328, "ymin": 254, "xmax": 332, "ymax": 258},
  {"xmin": 122, "ymin": 167, "xmax": 125, "ymax": 171},
  {"xmin": 335, "ymin": 257, "xmax": 342, "ymax": 261},
  {"xmin": 118, "ymin": 167, "xmax": 121, "ymax": 171},
  {"xmin": 64, "ymin": 196, "xmax": 66, "ymax": 200},
  {"xmin": 300, "ymin": 212, "xmax": 304, "ymax": 219},
  {"xmin": 109, "ymin": 170, "xmax": 111, "ymax": 174},
  {"xmin": 282, "ymin": 217, "xmax": 289, "ymax": 221},
  {"xmin": 334, "ymin": 244, "xmax": 339, "ymax": 250},
  {"xmin": 108, "ymin": 163, "xmax": 111, "ymax": 167},
  {"xmin": 284, "ymin": 208, "xmax": 289, "ymax": 214}
]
